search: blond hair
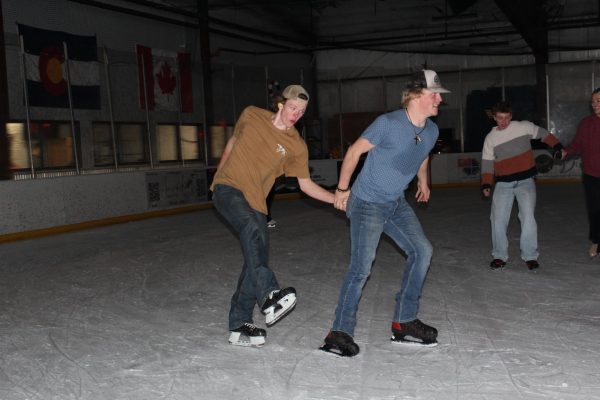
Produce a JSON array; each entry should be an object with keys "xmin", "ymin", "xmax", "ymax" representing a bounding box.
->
[{"xmin": 401, "ymin": 87, "xmax": 424, "ymax": 108}]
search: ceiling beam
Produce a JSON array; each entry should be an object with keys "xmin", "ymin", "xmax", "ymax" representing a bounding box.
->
[
  {"xmin": 493, "ymin": 0, "xmax": 550, "ymax": 130},
  {"xmin": 493, "ymin": 0, "xmax": 548, "ymax": 63}
]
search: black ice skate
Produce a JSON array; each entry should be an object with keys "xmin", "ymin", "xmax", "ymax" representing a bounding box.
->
[
  {"xmin": 391, "ymin": 319, "xmax": 438, "ymax": 347},
  {"xmin": 229, "ymin": 323, "xmax": 266, "ymax": 347},
  {"xmin": 490, "ymin": 259, "xmax": 506, "ymax": 270},
  {"xmin": 261, "ymin": 287, "xmax": 297, "ymax": 327},
  {"xmin": 319, "ymin": 331, "xmax": 360, "ymax": 357},
  {"xmin": 525, "ymin": 260, "xmax": 539, "ymax": 270}
]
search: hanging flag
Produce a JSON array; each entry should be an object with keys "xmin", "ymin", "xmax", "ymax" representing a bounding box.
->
[
  {"xmin": 17, "ymin": 24, "xmax": 101, "ymax": 109},
  {"xmin": 136, "ymin": 45, "xmax": 193, "ymax": 113}
]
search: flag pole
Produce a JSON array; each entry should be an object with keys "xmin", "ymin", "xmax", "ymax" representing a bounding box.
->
[
  {"xmin": 198, "ymin": 58, "xmax": 208, "ymax": 166},
  {"xmin": 231, "ymin": 63, "xmax": 236, "ymax": 123},
  {"xmin": 62, "ymin": 42, "xmax": 80, "ymax": 174},
  {"xmin": 103, "ymin": 46, "xmax": 118, "ymax": 170},
  {"xmin": 176, "ymin": 54, "xmax": 184, "ymax": 167},
  {"xmin": 300, "ymin": 68, "xmax": 306, "ymax": 141},
  {"xmin": 264, "ymin": 65, "xmax": 269, "ymax": 108},
  {"xmin": 18, "ymin": 34, "xmax": 35, "ymax": 178},
  {"xmin": 140, "ymin": 51, "xmax": 154, "ymax": 168}
]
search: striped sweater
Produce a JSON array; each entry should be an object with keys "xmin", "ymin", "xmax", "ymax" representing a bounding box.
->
[{"xmin": 481, "ymin": 120, "xmax": 561, "ymax": 188}]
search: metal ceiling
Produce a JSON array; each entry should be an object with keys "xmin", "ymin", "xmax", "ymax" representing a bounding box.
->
[{"xmin": 114, "ymin": 0, "xmax": 600, "ymax": 57}]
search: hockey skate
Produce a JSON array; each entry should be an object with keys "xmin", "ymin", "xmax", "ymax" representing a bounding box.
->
[
  {"xmin": 319, "ymin": 331, "xmax": 360, "ymax": 357},
  {"xmin": 391, "ymin": 319, "xmax": 438, "ymax": 347},
  {"xmin": 525, "ymin": 260, "xmax": 539, "ymax": 270},
  {"xmin": 261, "ymin": 287, "xmax": 297, "ymax": 327},
  {"xmin": 489, "ymin": 259, "xmax": 506, "ymax": 270},
  {"xmin": 229, "ymin": 323, "xmax": 266, "ymax": 347}
]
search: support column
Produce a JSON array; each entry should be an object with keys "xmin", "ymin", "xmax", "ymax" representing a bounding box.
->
[
  {"xmin": 198, "ymin": 1, "xmax": 214, "ymax": 164},
  {"xmin": 0, "ymin": 0, "xmax": 11, "ymax": 179}
]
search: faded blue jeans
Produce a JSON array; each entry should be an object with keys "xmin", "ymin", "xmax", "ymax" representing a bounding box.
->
[
  {"xmin": 490, "ymin": 178, "xmax": 538, "ymax": 262},
  {"xmin": 332, "ymin": 193, "xmax": 433, "ymax": 337},
  {"xmin": 212, "ymin": 184, "xmax": 278, "ymax": 330}
]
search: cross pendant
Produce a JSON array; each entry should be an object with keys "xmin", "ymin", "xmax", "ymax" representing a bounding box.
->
[{"xmin": 414, "ymin": 135, "xmax": 421, "ymax": 144}]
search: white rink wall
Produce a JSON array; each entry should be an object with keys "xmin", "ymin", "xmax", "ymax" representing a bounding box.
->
[
  {"xmin": 1, "ymin": 153, "xmax": 582, "ymax": 235},
  {"xmin": 1, "ymin": 168, "xmax": 208, "ymax": 235},
  {"xmin": 429, "ymin": 150, "xmax": 582, "ymax": 185}
]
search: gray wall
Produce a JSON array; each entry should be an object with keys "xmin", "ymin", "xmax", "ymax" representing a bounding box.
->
[
  {"xmin": 0, "ymin": 166, "xmax": 209, "ymax": 235},
  {"xmin": 1, "ymin": 0, "xmax": 597, "ymax": 237}
]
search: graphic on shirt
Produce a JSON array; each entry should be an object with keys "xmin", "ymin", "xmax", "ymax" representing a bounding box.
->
[{"xmin": 276, "ymin": 144, "xmax": 287, "ymax": 156}]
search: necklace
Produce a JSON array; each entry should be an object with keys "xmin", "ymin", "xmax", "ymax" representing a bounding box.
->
[{"xmin": 405, "ymin": 109, "xmax": 427, "ymax": 145}]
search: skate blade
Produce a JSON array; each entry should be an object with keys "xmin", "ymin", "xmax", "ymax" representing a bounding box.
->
[
  {"xmin": 265, "ymin": 294, "xmax": 297, "ymax": 327},
  {"xmin": 229, "ymin": 338, "xmax": 265, "ymax": 347},
  {"xmin": 319, "ymin": 343, "xmax": 357, "ymax": 357},
  {"xmin": 229, "ymin": 332, "xmax": 265, "ymax": 347},
  {"xmin": 390, "ymin": 336, "xmax": 438, "ymax": 347}
]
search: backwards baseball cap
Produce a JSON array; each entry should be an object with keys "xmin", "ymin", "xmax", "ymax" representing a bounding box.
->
[
  {"xmin": 282, "ymin": 85, "xmax": 309, "ymax": 103},
  {"xmin": 406, "ymin": 70, "xmax": 450, "ymax": 93}
]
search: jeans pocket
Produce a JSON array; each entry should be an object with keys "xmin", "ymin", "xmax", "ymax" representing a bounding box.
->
[
  {"xmin": 211, "ymin": 184, "xmax": 226, "ymax": 211},
  {"xmin": 345, "ymin": 193, "xmax": 356, "ymax": 218}
]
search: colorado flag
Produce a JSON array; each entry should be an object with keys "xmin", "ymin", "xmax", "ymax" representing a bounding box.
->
[{"xmin": 18, "ymin": 24, "xmax": 101, "ymax": 109}]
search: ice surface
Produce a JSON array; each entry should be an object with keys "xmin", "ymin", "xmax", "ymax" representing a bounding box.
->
[{"xmin": 1, "ymin": 183, "xmax": 599, "ymax": 400}]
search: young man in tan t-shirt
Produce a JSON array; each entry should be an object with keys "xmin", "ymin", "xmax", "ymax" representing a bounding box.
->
[{"xmin": 210, "ymin": 85, "xmax": 334, "ymax": 347}]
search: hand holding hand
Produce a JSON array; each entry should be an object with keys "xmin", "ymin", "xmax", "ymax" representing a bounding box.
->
[{"xmin": 334, "ymin": 190, "xmax": 350, "ymax": 211}]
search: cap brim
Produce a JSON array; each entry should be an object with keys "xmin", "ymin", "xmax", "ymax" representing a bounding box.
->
[{"xmin": 428, "ymin": 87, "xmax": 451, "ymax": 93}]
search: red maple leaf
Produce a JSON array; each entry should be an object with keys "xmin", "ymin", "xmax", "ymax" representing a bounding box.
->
[{"xmin": 155, "ymin": 61, "xmax": 176, "ymax": 94}]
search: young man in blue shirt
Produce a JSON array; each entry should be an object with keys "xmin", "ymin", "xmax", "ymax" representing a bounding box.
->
[{"xmin": 322, "ymin": 70, "xmax": 449, "ymax": 356}]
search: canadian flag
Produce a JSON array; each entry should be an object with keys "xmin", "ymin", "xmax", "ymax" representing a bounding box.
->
[{"xmin": 136, "ymin": 44, "xmax": 192, "ymax": 112}]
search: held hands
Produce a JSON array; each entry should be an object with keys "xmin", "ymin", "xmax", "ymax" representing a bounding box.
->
[
  {"xmin": 334, "ymin": 189, "xmax": 350, "ymax": 211},
  {"xmin": 558, "ymin": 148, "xmax": 567, "ymax": 161},
  {"xmin": 552, "ymin": 148, "xmax": 568, "ymax": 161}
]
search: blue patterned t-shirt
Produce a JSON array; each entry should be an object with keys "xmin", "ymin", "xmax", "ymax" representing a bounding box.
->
[{"xmin": 352, "ymin": 109, "xmax": 439, "ymax": 203}]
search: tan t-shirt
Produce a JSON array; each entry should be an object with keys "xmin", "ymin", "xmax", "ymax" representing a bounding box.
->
[{"xmin": 210, "ymin": 106, "xmax": 310, "ymax": 214}]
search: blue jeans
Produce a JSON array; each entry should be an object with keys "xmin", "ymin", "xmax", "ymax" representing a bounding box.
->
[
  {"xmin": 490, "ymin": 178, "xmax": 538, "ymax": 261},
  {"xmin": 212, "ymin": 184, "xmax": 279, "ymax": 330},
  {"xmin": 332, "ymin": 193, "xmax": 433, "ymax": 337}
]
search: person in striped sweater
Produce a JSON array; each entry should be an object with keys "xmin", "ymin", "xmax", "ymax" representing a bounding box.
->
[{"xmin": 481, "ymin": 101, "xmax": 563, "ymax": 270}]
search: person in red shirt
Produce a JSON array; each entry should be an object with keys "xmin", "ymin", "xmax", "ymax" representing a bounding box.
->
[{"xmin": 561, "ymin": 88, "xmax": 600, "ymax": 258}]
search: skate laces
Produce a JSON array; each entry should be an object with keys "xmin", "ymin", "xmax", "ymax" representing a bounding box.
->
[
  {"xmin": 412, "ymin": 319, "xmax": 434, "ymax": 334},
  {"xmin": 392, "ymin": 319, "xmax": 429, "ymax": 332},
  {"xmin": 411, "ymin": 319, "xmax": 427, "ymax": 330},
  {"xmin": 236, "ymin": 323, "xmax": 260, "ymax": 333},
  {"xmin": 327, "ymin": 331, "xmax": 353, "ymax": 344}
]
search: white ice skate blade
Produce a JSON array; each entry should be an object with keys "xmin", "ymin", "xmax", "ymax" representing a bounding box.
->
[
  {"xmin": 228, "ymin": 332, "xmax": 265, "ymax": 347},
  {"xmin": 390, "ymin": 336, "xmax": 438, "ymax": 347},
  {"xmin": 264, "ymin": 293, "xmax": 296, "ymax": 326},
  {"xmin": 319, "ymin": 344, "xmax": 359, "ymax": 358}
]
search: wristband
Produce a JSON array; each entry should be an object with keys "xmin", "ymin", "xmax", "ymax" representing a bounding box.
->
[{"xmin": 336, "ymin": 187, "xmax": 350, "ymax": 193}]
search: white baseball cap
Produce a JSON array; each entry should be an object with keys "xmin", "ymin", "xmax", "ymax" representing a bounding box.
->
[{"xmin": 406, "ymin": 69, "xmax": 450, "ymax": 93}]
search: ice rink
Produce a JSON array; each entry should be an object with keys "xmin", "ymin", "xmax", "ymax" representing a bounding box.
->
[{"xmin": 1, "ymin": 182, "xmax": 599, "ymax": 400}]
